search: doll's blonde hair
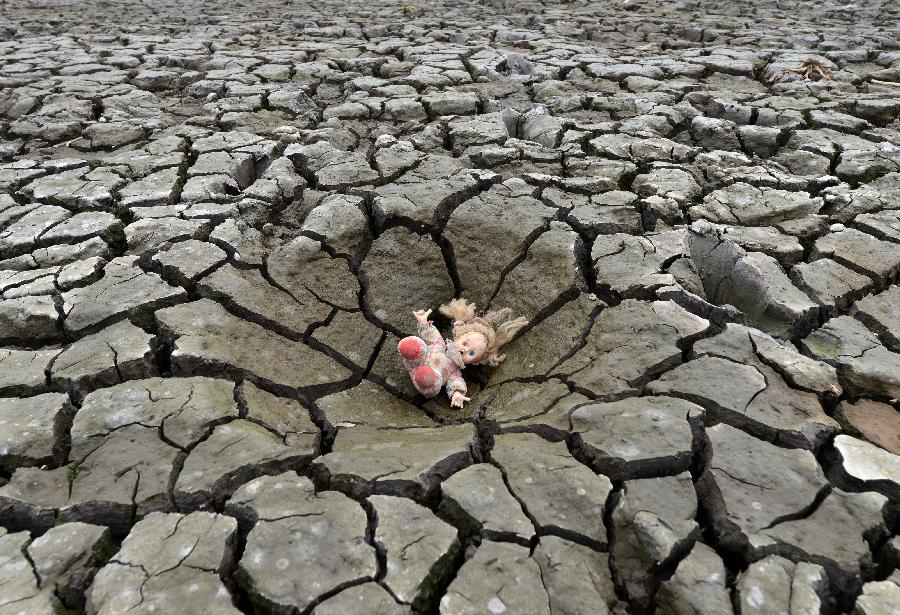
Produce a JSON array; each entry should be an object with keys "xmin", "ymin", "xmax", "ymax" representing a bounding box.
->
[{"xmin": 439, "ymin": 298, "xmax": 528, "ymax": 367}]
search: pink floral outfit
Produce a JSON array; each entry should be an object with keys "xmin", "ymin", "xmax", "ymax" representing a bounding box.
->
[{"xmin": 397, "ymin": 322, "xmax": 467, "ymax": 400}]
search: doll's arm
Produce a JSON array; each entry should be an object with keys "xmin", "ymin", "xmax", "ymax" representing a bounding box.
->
[
  {"xmin": 413, "ymin": 309, "xmax": 443, "ymax": 345},
  {"xmin": 445, "ymin": 368, "xmax": 467, "ymax": 399},
  {"xmin": 417, "ymin": 322, "xmax": 443, "ymax": 345}
]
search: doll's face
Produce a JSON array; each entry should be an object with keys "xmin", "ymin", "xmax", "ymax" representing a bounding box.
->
[{"xmin": 457, "ymin": 332, "xmax": 488, "ymax": 365}]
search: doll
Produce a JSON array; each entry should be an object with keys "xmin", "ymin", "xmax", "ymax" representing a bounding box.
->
[{"xmin": 397, "ymin": 298, "xmax": 528, "ymax": 408}]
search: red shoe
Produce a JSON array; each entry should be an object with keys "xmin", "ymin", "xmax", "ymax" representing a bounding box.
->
[
  {"xmin": 413, "ymin": 365, "xmax": 441, "ymax": 396},
  {"xmin": 398, "ymin": 336, "xmax": 425, "ymax": 361},
  {"xmin": 413, "ymin": 365, "xmax": 436, "ymax": 388}
]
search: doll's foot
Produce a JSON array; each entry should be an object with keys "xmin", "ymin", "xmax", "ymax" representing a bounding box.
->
[
  {"xmin": 398, "ymin": 336, "xmax": 426, "ymax": 361},
  {"xmin": 412, "ymin": 365, "xmax": 442, "ymax": 396}
]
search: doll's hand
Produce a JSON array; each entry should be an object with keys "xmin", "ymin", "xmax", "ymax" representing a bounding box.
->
[
  {"xmin": 450, "ymin": 391, "xmax": 470, "ymax": 408},
  {"xmin": 414, "ymin": 309, "xmax": 432, "ymax": 325}
]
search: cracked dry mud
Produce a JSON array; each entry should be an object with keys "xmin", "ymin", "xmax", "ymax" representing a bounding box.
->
[{"xmin": 0, "ymin": 0, "xmax": 899, "ymax": 613}]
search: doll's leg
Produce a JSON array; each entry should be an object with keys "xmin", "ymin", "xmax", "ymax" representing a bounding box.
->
[
  {"xmin": 398, "ymin": 336, "xmax": 427, "ymax": 367},
  {"xmin": 412, "ymin": 365, "xmax": 443, "ymax": 397},
  {"xmin": 399, "ymin": 337, "xmax": 443, "ymax": 396}
]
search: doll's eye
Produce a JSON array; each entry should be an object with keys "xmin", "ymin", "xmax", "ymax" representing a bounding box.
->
[
  {"xmin": 462, "ymin": 341, "xmax": 468, "ymax": 347},
  {"xmin": 468, "ymin": 351, "xmax": 475, "ymax": 356}
]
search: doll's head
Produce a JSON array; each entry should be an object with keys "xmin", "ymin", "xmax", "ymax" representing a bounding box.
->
[{"xmin": 439, "ymin": 298, "xmax": 528, "ymax": 367}]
